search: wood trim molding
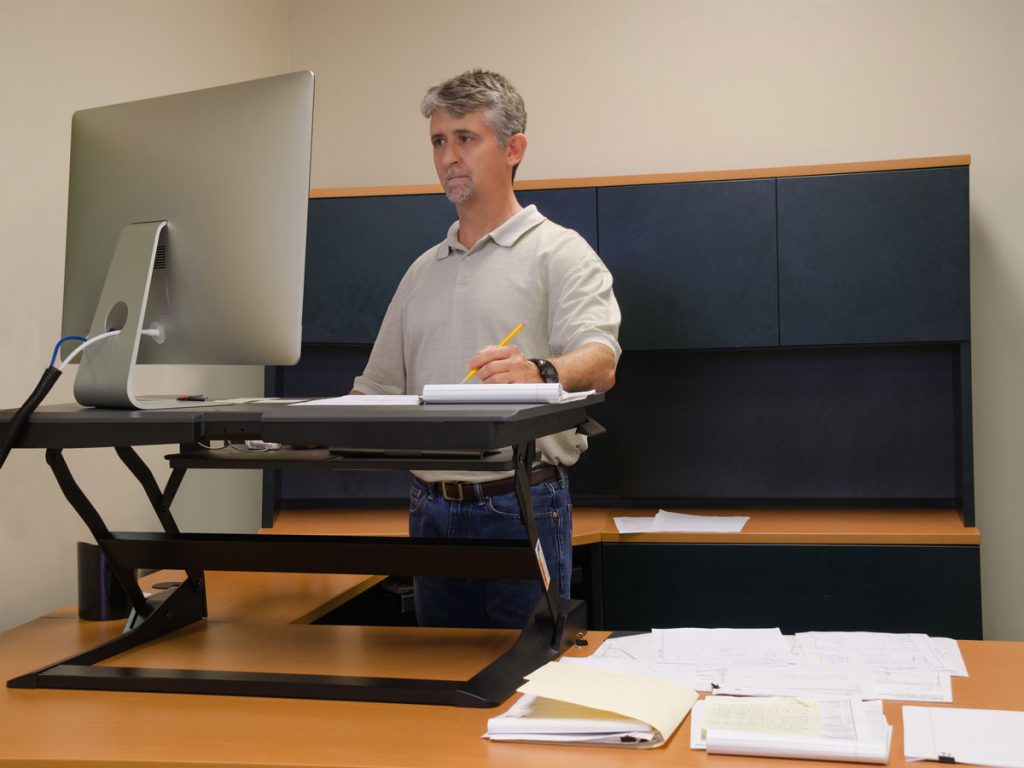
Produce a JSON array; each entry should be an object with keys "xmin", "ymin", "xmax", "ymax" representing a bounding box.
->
[{"xmin": 311, "ymin": 154, "xmax": 971, "ymax": 199}]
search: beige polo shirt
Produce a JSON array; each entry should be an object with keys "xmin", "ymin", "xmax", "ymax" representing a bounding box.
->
[{"xmin": 353, "ymin": 204, "xmax": 621, "ymax": 482}]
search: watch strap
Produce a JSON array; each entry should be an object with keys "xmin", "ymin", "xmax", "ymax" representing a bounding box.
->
[{"xmin": 529, "ymin": 358, "xmax": 559, "ymax": 384}]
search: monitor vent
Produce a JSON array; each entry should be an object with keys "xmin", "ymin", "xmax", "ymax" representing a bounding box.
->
[{"xmin": 154, "ymin": 244, "xmax": 167, "ymax": 270}]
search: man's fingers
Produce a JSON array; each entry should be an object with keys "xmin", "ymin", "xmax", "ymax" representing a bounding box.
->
[{"xmin": 467, "ymin": 343, "xmax": 522, "ymax": 372}]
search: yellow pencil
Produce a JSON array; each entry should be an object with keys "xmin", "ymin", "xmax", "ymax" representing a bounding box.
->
[{"xmin": 462, "ymin": 323, "xmax": 524, "ymax": 383}]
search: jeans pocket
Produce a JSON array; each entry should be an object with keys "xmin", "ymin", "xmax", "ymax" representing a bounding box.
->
[{"xmin": 485, "ymin": 484, "xmax": 554, "ymax": 519}]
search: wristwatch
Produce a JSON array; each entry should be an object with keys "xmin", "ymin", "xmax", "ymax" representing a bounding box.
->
[{"xmin": 529, "ymin": 358, "xmax": 560, "ymax": 384}]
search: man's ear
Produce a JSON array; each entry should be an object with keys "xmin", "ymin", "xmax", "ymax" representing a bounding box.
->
[{"xmin": 506, "ymin": 133, "xmax": 527, "ymax": 168}]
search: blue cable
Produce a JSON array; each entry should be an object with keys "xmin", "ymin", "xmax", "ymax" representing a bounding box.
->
[{"xmin": 50, "ymin": 336, "xmax": 88, "ymax": 368}]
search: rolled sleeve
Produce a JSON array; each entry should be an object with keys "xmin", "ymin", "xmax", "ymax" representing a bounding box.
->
[
  {"xmin": 352, "ymin": 295, "xmax": 407, "ymax": 395},
  {"xmin": 548, "ymin": 240, "xmax": 622, "ymax": 361}
]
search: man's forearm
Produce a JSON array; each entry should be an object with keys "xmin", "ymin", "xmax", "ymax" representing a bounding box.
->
[
  {"xmin": 468, "ymin": 341, "xmax": 618, "ymax": 391},
  {"xmin": 549, "ymin": 342, "xmax": 617, "ymax": 392}
]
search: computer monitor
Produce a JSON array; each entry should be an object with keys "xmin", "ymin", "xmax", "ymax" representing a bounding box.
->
[{"xmin": 60, "ymin": 71, "xmax": 314, "ymax": 409}]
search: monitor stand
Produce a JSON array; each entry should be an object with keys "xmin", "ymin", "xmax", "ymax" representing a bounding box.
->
[{"xmin": 74, "ymin": 220, "xmax": 198, "ymax": 410}]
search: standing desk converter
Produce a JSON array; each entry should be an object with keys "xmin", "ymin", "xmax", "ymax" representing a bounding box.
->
[{"xmin": 0, "ymin": 397, "xmax": 602, "ymax": 706}]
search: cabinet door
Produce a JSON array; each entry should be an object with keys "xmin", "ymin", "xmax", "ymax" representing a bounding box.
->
[
  {"xmin": 778, "ymin": 166, "xmax": 969, "ymax": 346},
  {"xmin": 600, "ymin": 542, "xmax": 982, "ymax": 639},
  {"xmin": 303, "ymin": 189, "xmax": 597, "ymax": 345},
  {"xmin": 303, "ymin": 194, "xmax": 453, "ymax": 344},
  {"xmin": 597, "ymin": 180, "xmax": 778, "ymax": 350},
  {"xmin": 571, "ymin": 345, "xmax": 958, "ymax": 505}
]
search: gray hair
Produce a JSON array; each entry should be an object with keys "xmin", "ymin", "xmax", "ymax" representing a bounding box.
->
[{"xmin": 420, "ymin": 69, "xmax": 527, "ymax": 148}]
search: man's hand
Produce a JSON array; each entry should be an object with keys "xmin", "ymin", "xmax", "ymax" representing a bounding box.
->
[
  {"xmin": 467, "ymin": 344, "xmax": 542, "ymax": 384},
  {"xmin": 466, "ymin": 341, "xmax": 616, "ymax": 392}
]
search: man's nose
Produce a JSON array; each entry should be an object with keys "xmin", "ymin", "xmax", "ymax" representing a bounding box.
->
[{"xmin": 440, "ymin": 141, "xmax": 460, "ymax": 167}]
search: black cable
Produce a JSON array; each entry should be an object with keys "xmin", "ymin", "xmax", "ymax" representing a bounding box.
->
[{"xmin": 0, "ymin": 366, "xmax": 62, "ymax": 472}]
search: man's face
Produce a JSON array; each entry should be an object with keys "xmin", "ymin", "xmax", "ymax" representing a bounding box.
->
[{"xmin": 429, "ymin": 108, "xmax": 513, "ymax": 206}]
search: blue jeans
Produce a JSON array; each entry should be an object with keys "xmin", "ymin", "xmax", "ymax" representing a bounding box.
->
[{"xmin": 409, "ymin": 467, "xmax": 572, "ymax": 629}]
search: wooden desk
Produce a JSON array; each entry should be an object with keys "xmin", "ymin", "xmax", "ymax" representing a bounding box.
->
[
  {"xmin": 2, "ymin": 615, "xmax": 1022, "ymax": 767},
  {"xmin": 605, "ymin": 507, "xmax": 979, "ymax": 544},
  {"xmin": 256, "ymin": 506, "xmax": 981, "ymax": 637},
  {"xmin": 271, "ymin": 506, "xmax": 976, "ymax": 546},
  {"xmin": 266, "ymin": 506, "xmax": 617, "ymax": 546},
  {"xmin": 47, "ymin": 570, "xmax": 387, "ymax": 625}
]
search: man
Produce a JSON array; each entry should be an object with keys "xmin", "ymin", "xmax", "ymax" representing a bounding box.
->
[{"xmin": 353, "ymin": 69, "xmax": 621, "ymax": 629}]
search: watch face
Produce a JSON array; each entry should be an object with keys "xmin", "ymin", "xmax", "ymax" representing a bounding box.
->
[{"xmin": 535, "ymin": 359, "xmax": 559, "ymax": 384}]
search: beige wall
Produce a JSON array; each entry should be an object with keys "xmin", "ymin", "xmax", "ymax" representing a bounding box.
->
[
  {"xmin": 0, "ymin": 0, "xmax": 289, "ymax": 631},
  {"xmin": 2, "ymin": 0, "xmax": 1021, "ymax": 640},
  {"xmin": 288, "ymin": 0, "xmax": 1024, "ymax": 639}
]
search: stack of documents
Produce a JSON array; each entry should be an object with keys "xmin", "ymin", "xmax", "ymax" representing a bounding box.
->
[
  {"xmin": 291, "ymin": 384, "xmax": 595, "ymax": 406},
  {"xmin": 658, "ymin": 627, "xmax": 793, "ymax": 666},
  {"xmin": 790, "ymin": 631, "xmax": 966, "ymax": 703},
  {"xmin": 903, "ymin": 706, "xmax": 1024, "ymax": 768},
  {"xmin": 421, "ymin": 383, "xmax": 594, "ymax": 404},
  {"xmin": 564, "ymin": 628, "xmax": 967, "ymax": 705},
  {"xmin": 690, "ymin": 695, "xmax": 892, "ymax": 764},
  {"xmin": 483, "ymin": 661, "xmax": 697, "ymax": 748},
  {"xmin": 614, "ymin": 509, "xmax": 750, "ymax": 534}
]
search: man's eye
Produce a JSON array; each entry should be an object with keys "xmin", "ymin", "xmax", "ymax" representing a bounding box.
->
[{"xmin": 432, "ymin": 138, "xmax": 444, "ymax": 148}]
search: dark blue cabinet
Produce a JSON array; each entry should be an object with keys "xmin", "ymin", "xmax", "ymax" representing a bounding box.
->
[
  {"xmin": 598, "ymin": 180, "xmax": 778, "ymax": 350},
  {"xmin": 284, "ymin": 163, "xmax": 972, "ymax": 511},
  {"xmin": 517, "ymin": 187, "xmax": 598, "ymax": 251},
  {"xmin": 571, "ymin": 345, "xmax": 958, "ymax": 505},
  {"xmin": 303, "ymin": 194, "xmax": 452, "ymax": 344},
  {"xmin": 600, "ymin": 542, "xmax": 982, "ymax": 638},
  {"xmin": 303, "ymin": 188, "xmax": 599, "ymax": 345},
  {"xmin": 778, "ymin": 167, "xmax": 970, "ymax": 346},
  {"xmin": 269, "ymin": 160, "xmax": 977, "ymax": 636}
]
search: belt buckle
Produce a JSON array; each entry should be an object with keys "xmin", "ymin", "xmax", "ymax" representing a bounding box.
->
[{"xmin": 440, "ymin": 482, "xmax": 464, "ymax": 502}]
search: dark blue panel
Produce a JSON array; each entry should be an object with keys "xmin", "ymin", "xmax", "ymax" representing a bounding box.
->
[
  {"xmin": 602, "ymin": 543, "xmax": 981, "ymax": 638},
  {"xmin": 778, "ymin": 166, "xmax": 970, "ymax": 345},
  {"xmin": 273, "ymin": 345, "xmax": 410, "ymax": 504},
  {"xmin": 516, "ymin": 187, "xmax": 597, "ymax": 251},
  {"xmin": 303, "ymin": 194, "xmax": 454, "ymax": 344},
  {"xmin": 572, "ymin": 346, "xmax": 958, "ymax": 503},
  {"xmin": 597, "ymin": 180, "xmax": 778, "ymax": 350},
  {"xmin": 276, "ymin": 343, "xmax": 370, "ymax": 397}
]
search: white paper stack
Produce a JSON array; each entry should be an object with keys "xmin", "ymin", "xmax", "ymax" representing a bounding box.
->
[
  {"xmin": 903, "ymin": 706, "xmax": 1024, "ymax": 768},
  {"xmin": 485, "ymin": 695, "xmax": 658, "ymax": 746},
  {"xmin": 576, "ymin": 629, "xmax": 968, "ymax": 704},
  {"xmin": 691, "ymin": 695, "xmax": 892, "ymax": 764},
  {"xmin": 483, "ymin": 661, "xmax": 698, "ymax": 748},
  {"xmin": 657, "ymin": 627, "xmax": 794, "ymax": 667},
  {"xmin": 293, "ymin": 394, "xmax": 421, "ymax": 406},
  {"xmin": 792, "ymin": 631, "xmax": 967, "ymax": 703},
  {"xmin": 421, "ymin": 383, "xmax": 594, "ymax": 404},
  {"xmin": 614, "ymin": 509, "xmax": 750, "ymax": 534}
]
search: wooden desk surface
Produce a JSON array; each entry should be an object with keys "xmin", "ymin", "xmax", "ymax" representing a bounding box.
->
[
  {"xmin": 46, "ymin": 570, "xmax": 386, "ymax": 625},
  {"xmin": 271, "ymin": 505, "xmax": 979, "ymax": 546},
  {"xmin": 266, "ymin": 506, "xmax": 618, "ymax": 546},
  {"xmin": 1, "ymin": 616, "xmax": 1021, "ymax": 768},
  {"xmin": 606, "ymin": 507, "xmax": 980, "ymax": 545}
]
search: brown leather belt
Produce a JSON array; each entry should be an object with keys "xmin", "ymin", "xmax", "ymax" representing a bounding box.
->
[{"xmin": 431, "ymin": 464, "xmax": 559, "ymax": 503}]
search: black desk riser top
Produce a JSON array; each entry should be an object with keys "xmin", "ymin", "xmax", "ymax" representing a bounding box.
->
[{"xmin": 0, "ymin": 397, "xmax": 601, "ymax": 450}]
